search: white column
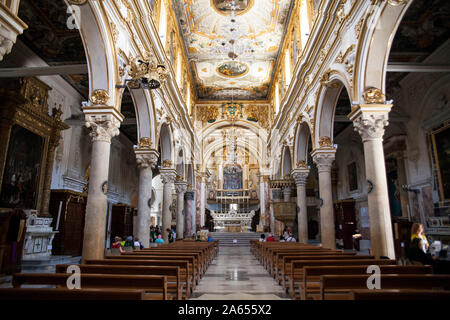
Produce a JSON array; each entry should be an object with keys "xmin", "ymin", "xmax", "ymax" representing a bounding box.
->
[
  {"xmin": 160, "ymin": 169, "xmax": 176, "ymax": 243},
  {"xmin": 292, "ymin": 169, "xmax": 310, "ymax": 244},
  {"xmin": 175, "ymin": 179, "xmax": 188, "ymax": 239},
  {"xmin": 200, "ymin": 178, "xmax": 206, "ymax": 227},
  {"xmin": 349, "ymin": 103, "xmax": 395, "ymax": 259},
  {"xmin": 135, "ymin": 148, "xmax": 159, "ymax": 248},
  {"xmin": 312, "ymin": 150, "xmax": 336, "ymax": 249},
  {"xmin": 81, "ymin": 110, "xmax": 123, "ymax": 262}
]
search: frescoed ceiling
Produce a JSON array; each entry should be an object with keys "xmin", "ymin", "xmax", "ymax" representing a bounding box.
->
[{"xmin": 172, "ymin": 0, "xmax": 293, "ymax": 100}]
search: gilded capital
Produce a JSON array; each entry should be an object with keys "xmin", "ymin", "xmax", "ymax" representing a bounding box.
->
[
  {"xmin": 292, "ymin": 170, "xmax": 309, "ymax": 187},
  {"xmin": 135, "ymin": 150, "xmax": 159, "ymax": 169},
  {"xmin": 348, "ymin": 104, "xmax": 392, "ymax": 142},
  {"xmin": 160, "ymin": 170, "xmax": 177, "ymax": 184},
  {"xmin": 85, "ymin": 116, "xmax": 121, "ymax": 143},
  {"xmin": 312, "ymin": 149, "xmax": 336, "ymax": 173},
  {"xmin": 162, "ymin": 159, "xmax": 173, "ymax": 168}
]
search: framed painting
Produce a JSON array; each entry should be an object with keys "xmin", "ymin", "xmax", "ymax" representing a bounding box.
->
[
  {"xmin": 431, "ymin": 123, "xmax": 450, "ymax": 201},
  {"xmin": 0, "ymin": 124, "xmax": 45, "ymax": 209}
]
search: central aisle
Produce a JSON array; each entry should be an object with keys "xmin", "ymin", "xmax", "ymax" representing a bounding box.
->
[{"xmin": 190, "ymin": 246, "xmax": 290, "ymax": 300}]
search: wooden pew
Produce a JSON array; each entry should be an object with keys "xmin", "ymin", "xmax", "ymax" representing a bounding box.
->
[
  {"xmin": 0, "ymin": 288, "xmax": 146, "ymax": 300},
  {"xmin": 277, "ymin": 254, "xmax": 374, "ymax": 286},
  {"xmin": 56, "ymin": 264, "xmax": 183, "ymax": 300},
  {"xmin": 288, "ymin": 259, "xmax": 397, "ymax": 299},
  {"xmin": 12, "ymin": 273, "xmax": 169, "ymax": 300},
  {"xmin": 319, "ymin": 274, "xmax": 450, "ymax": 300},
  {"xmin": 348, "ymin": 289, "xmax": 450, "ymax": 300},
  {"xmin": 87, "ymin": 259, "xmax": 194, "ymax": 296},
  {"xmin": 298, "ymin": 265, "xmax": 432, "ymax": 300},
  {"xmin": 105, "ymin": 255, "xmax": 201, "ymax": 285}
]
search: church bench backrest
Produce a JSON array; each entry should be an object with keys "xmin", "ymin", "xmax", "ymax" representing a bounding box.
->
[
  {"xmin": 55, "ymin": 264, "xmax": 182, "ymax": 300},
  {"xmin": 319, "ymin": 274, "xmax": 450, "ymax": 300},
  {"xmin": 12, "ymin": 273, "xmax": 169, "ymax": 300},
  {"xmin": 0, "ymin": 288, "xmax": 146, "ymax": 300},
  {"xmin": 348, "ymin": 289, "xmax": 450, "ymax": 300}
]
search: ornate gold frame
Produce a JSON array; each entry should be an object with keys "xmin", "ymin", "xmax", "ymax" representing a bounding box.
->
[{"xmin": 0, "ymin": 77, "xmax": 69, "ymax": 215}]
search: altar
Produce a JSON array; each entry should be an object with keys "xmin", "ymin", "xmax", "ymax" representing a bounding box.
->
[{"xmin": 211, "ymin": 209, "xmax": 255, "ymax": 233}]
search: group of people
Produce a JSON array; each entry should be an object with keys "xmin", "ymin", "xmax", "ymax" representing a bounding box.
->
[{"xmin": 111, "ymin": 235, "xmax": 143, "ymax": 253}]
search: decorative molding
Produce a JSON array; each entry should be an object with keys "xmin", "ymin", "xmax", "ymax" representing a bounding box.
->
[
  {"xmin": 362, "ymin": 87, "xmax": 385, "ymax": 104},
  {"xmin": 352, "ymin": 113, "xmax": 390, "ymax": 141},
  {"xmin": 292, "ymin": 170, "xmax": 309, "ymax": 187},
  {"xmin": 318, "ymin": 136, "xmax": 332, "ymax": 148},
  {"xmin": 162, "ymin": 159, "xmax": 173, "ymax": 168},
  {"xmin": 90, "ymin": 89, "xmax": 110, "ymax": 105},
  {"xmin": 85, "ymin": 116, "xmax": 121, "ymax": 143},
  {"xmin": 135, "ymin": 150, "xmax": 159, "ymax": 169},
  {"xmin": 160, "ymin": 170, "xmax": 177, "ymax": 184}
]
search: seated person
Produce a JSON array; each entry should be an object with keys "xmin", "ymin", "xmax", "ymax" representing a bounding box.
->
[
  {"xmin": 286, "ymin": 232, "xmax": 296, "ymax": 242},
  {"xmin": 266, "ymin": 233, "xmax": 275, "ymax": 242},
  {"xmin": 259, "ymin": 234, "xmax": 266, "ymax": 242},
  {"xmin": 408, "ymin": 223, "xmax": 437, "ymax": 265},
  {"xmin": 111, "ymin": 236, "xmax": 125, "ymax": 253}
]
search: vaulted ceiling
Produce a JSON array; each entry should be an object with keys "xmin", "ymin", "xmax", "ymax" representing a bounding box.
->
[{"xmin": 172, "ymin": 0, "xmax": 294, "ymax": 101}]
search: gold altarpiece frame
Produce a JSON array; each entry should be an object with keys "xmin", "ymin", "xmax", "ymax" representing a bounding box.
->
[{"xmin": 0, "ymin": 77, "xmax": 69, "ymax": 216}]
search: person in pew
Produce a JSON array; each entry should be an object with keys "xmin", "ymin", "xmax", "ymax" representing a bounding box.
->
[
  {"xmin": 124, "ymin": 236, "xmax": 134, "ymax": 248},
  {"xmin": 286, "ymin": 233, "xmax": 296, "ymax": 242},
  {"xmin": 207, "ymin": 235, "xmax": 214, "ymax": 242},
  {"xmin": 408, "ymin": 223, "xmax": 437, "ymax": 265},
  {"xmin": 155, "ymin": 234, "xmax": 164, "ymax": 244},
  {"xmin": 259, "ymin": 234, "xmax": 266, "ymax": 242},
  {"xmin": 134, "ymin": 237, "xmax": 143, "ymax": 249},
  {"xmin": 112, "ymin": 236, "xmax": 126, "ymax": 253},
  {"xmin": 167, "ymin": 228, "xmax": 174, "ymax": 243},
  {"xmin": 266, "ymin": 234, "xmax": 275, "ymax": 242}
]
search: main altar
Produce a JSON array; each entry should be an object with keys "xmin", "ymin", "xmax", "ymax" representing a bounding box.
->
[{"xmin": 211, "ymin": 209, "xmax": 255, "ymax": 233}]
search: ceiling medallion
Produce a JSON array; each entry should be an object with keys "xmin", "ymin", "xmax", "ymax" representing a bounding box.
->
[
  {"xmin": 211, "ymin": 0, "xmax": 254, "ymax": 16},
  {"xmin": 217, "ymin": 61, "xmax": 249, "ymax": 78}
]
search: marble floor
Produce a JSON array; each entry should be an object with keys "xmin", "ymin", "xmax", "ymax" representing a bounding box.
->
[{"xmin": 190, "ymin": 246, "xmax": 291, "ymax": 300}]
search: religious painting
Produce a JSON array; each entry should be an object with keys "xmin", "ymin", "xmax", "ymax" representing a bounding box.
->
[
  {"xmin": 223, "ymin": 165, "xmax": 243, "ymax": 190},
  {"xmin": 432, "ymin": 124, "xmax": 450, "ymax": 200},
  {"xmin": 212, "ymin": 0, "xmax": 253, "ymax": 16},
  {"xmin": 386, "ymin": 158, "xmax": 402, "ymax": 217},
  {"xmin": 347, "ymin": 162, "xmax": 358, "ymax": 192},
  {"xmin": 217, "ymin": 61, "xmax": 248, "ymax": 78},
  {"xmin": 0, "ymin": 125, "xmax": 45, "ymax": 209}
]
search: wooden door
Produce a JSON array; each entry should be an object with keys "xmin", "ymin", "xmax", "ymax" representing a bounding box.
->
[
  {"xmin": 341, "ymin": 200, "xmax": 356, "ymax": 249},
  {"xmin": 62, "ymin": 201, "xmax": 85, "ymax": 256}
]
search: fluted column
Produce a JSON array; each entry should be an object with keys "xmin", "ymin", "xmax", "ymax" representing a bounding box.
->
[
  {"xmin": 312, "ymin": 150, "xmax": 336, "ymax": 249},
  {"xmin": 135, "ymin": 145, "xmax": 159, "ymax": 248},
  {"xmin": 349, "ymin": 103, "xmax": 395, "ymax": 259},
  {"xmin": 184, "ymin": 191, "xmax": 195, "ymax": 238},
  {"xmin": 160, "ymin": 169, "xmax": 176, "ymax": 243},
  {"xmin": 200, "ymin": 176, "xmax": 206, "ymax": 227},
  {"xmin": 175, "ymin": 178, "xmax": 188, "ymax": 239},
  {"xmin": 292, "ymin": 168, "xmax": 310, "ymax": 244},
  {"xmin": 81, "ymin": 109, "xmax": 123, "ymax": 262}
]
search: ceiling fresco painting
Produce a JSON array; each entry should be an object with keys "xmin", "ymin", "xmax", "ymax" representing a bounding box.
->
[{"xmin": 172, "ymin": 0, "xmax": 293, "ymax": 100}]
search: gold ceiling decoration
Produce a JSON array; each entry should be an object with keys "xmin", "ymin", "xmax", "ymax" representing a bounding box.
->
[{"xmin": 197, "ymin": 105, "xmax": 220, "ymax": 123}]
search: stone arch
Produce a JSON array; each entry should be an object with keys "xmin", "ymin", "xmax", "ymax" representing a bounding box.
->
[
  {"xmin": 159, "ymin": 123, "xmax": 174, "ymax": 164},
  {"xmin": 314, "ymin": 77, "xmax": 351, "ymax": 148},
  {"xmin": 281, "ymin": 146, "xmax": 293, "ymax": 178},
  {"xmin": 294, "ymin": 121, "xmax": 313, "ymax": 166},
  {"xmin": 176, "ymin": 147, "xmax": 185, "ymax": 177},
  {"xmin": 76, "ymin": 2, "xmax": 119, "ymax": 107},
  {"xmin": 127, "ymin": 88, "xmax": 157, "ymax": 144},
  {"xmin": 354, "ymin": 1, "xmax": 412, "ymax": 102}
]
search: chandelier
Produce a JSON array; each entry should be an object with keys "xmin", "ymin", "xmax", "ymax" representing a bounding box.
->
[
  {"xmin": 209, "ymin": 1, "xmax": 254, "ymax": 60},
  {"xmin": 116, "ymin": 51, "xmax": 169, "ymax": 90}
]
